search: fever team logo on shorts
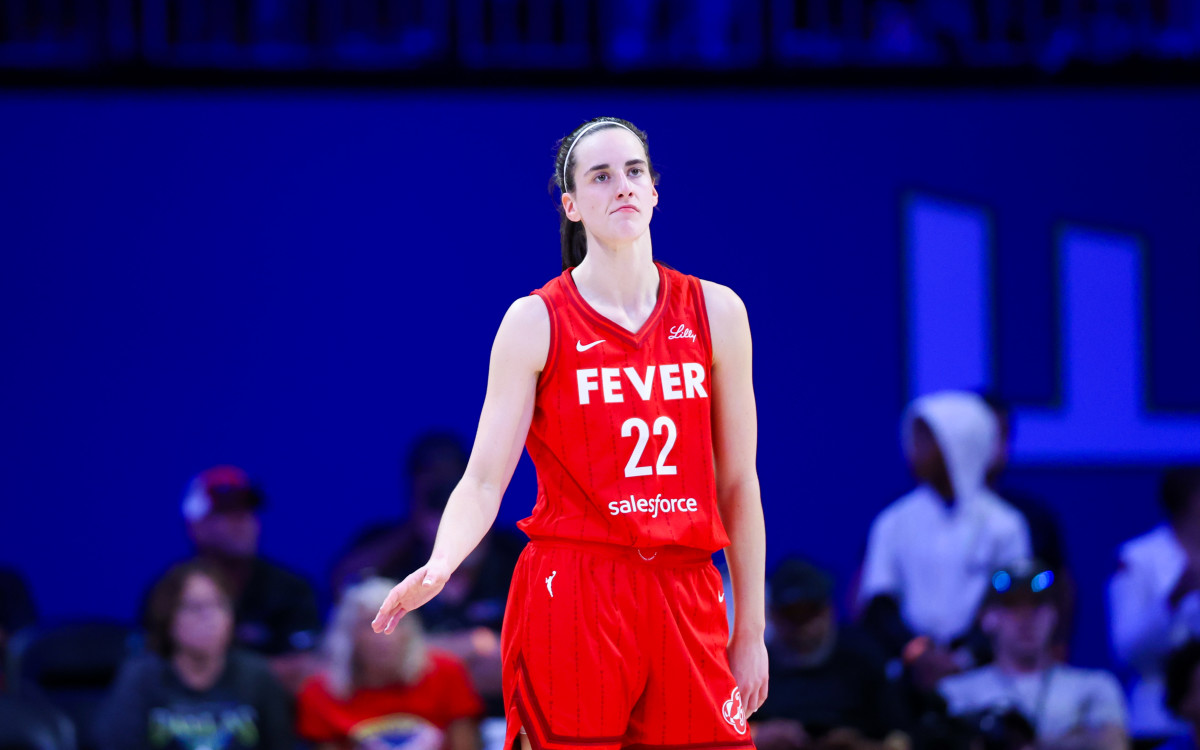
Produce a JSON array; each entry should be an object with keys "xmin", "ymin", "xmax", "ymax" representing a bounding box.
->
[{"xmin": 722, "ymin": 686, "xmax": 747, "ymax": 735}]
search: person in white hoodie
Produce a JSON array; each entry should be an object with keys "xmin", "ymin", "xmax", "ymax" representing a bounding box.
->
[
  {"xmin": 858, "ymin": 391, "xmax": 1032, "ymax": 691},
  {"xmin": 1109, "ymin": 467, "xmax": 1200, "ymax": 741}
]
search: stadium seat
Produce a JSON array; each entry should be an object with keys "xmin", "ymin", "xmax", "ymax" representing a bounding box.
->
[{"xmin": 6, "ymin": 622, "xmax": 136, "ymax": 750}]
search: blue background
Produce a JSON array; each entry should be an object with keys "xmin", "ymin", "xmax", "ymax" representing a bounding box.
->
[{"xmin": 3, "ymin": 90, "xmax": 1198, "ymax": 673}]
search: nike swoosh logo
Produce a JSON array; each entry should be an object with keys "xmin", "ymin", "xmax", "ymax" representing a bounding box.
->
[
  {"xmin": 576, "ymin": 339, "xmax": 605, "ymax": 352},
  {"xmin": 718, "ymin": 591, "xmax": 725, "ymax": 602}
]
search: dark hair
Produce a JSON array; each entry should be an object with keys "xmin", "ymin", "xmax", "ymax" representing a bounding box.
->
[
  {"xmin": 1161, "ymin": 467, "xmax": 1200, "ymax": 524},
  {"xmin": 1165, "ymin": 639, "xmax": 1200, "ymax": 714},
  {"xmin": 145, "ymin": 560, "xmax": 233, "ymax": 656},
  {"xmin": 551, "ymin": 117, "xmax": 660, "ymax": 271}
]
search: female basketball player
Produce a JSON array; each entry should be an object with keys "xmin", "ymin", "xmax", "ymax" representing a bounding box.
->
[{"xmin": 373, "ymin": 117, "xmax": 767, "ymax": 750}]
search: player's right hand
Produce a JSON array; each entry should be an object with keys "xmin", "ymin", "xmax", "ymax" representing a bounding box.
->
[{"xmin": 371, "ymin": 560, "xmax": 451, "ymax": 634}]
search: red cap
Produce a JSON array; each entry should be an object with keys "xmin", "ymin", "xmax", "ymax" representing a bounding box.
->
[{"xmin": 181, "ymin": 465, "xmax": 263, "ymax": 521}]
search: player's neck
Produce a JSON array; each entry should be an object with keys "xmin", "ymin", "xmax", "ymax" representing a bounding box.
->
[{"xmin": 573, "ymin": 235, "xmax": 657, "ymax": 312}]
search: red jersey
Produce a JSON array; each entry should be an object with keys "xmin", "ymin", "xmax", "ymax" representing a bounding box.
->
[
  {"xmin": 296, "ymin": 650, "xmax": 483, "ymax": 742},
  {"xmin": 518, "ymin": 262, "xmax": 730, "ymax": 553}
]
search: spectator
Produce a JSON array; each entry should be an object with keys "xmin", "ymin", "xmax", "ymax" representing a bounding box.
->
[
  {"xmin": 172, "ymin": 465, "xmax": 321, "ymax": 693},
  {"xmin": 755, "ymin": 558, "xmax": 910, "ymax": 750},
  {"xmin": 1109, "ymin": 467, "xmax": 1200, "ymax": 740},
  {"xmin": 1160, "ymin": 641, "xmax": 1200, "ymax": 750},
  {"xmin": 96, "ymin": 560, "xmax": 294, "ymax": 750},
  {"xmin": 297, "ymin": 577, "xmax": 483, "ymax": 750},
  {"xmin": 0, "ymin": 567, "xmax": 36, "ymax": 691},
  {"xmin": 859, "ymin": 391, "xmax": 1031, "ymax": 690},
  {"xmin": 331, "ymin": 432, "xmax": 522, "ymax": 715},
  {"xmin": 940, "ymin": 559, "xmax": 1128, "ymax": 750},
  {"xmin": 982, "ymin": 394, "xmax": 1075, "ymax": 658}
]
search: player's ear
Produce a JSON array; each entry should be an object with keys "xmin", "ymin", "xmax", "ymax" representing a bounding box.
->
[{"xmin": 562, "ymin": 192, "xmax": 582, "ymax": 222}]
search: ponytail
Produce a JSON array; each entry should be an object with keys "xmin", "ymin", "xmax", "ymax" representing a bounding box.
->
[{"xmin": 560, "ymin": 216, "xmax": 588, "ymax": 270}]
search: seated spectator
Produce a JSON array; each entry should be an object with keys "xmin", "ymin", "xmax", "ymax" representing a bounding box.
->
[
  {"xmin": 96, "ymin": 560, "xmax": 294, "ymax": 750},
  {"xmin": 755, "ymin": 558, "xmax": 910, "ymax": 750},
  {"xmin": 0, "ymin": 567, "xmax": 37, "ymax": 691},
  {"xmin": 859, "ymin": 391, "xmax": 1031, "ymax": 690},
  {"xmin": 1160, "ymin": 641, "xmax": 1200, "ymax": 750},
  {"xmin": 297, "ymin": 577, "xmax": 482, "ymax": 750},
  {"xmin": 940, "ymin": 560, "xmax": 1128, "ymax": 750},
  {"xmin": 982, "ymin": 394, "xmax": 1075, "ymax": 657},
  {"xmin": 331, "ymin": 432, "xmax": 522, "ymax": 715},
  {"xmin": 1109, "ymin": 467, "xmax": 1200, "ymax": 740},
  {"xmin": 168, "ymin": 465, "xmax": 321, "ymax": 692}
]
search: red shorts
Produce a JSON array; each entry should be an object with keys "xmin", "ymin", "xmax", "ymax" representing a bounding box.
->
[{"xmin": 500, "ymin": 539, "xmax": 754, "ymax": 750}]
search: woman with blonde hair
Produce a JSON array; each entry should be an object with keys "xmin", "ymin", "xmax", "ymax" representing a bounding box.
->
[{"xmin": 298, "ymin": 577, "xmax": 483, "ymax": 749}]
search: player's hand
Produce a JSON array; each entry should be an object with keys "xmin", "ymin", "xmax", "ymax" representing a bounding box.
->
[
  {"xmin": 370, "ymin": 559, "xmax": 452, "ymax": 634},
  {"xmin": 728, "ymin": 632, "xmax": 769, "ymax": 718}
]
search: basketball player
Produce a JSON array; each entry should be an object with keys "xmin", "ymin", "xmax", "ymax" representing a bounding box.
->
[{"xmin": 373, "ymin": 117, "xmax": 767, "ymax": 750}]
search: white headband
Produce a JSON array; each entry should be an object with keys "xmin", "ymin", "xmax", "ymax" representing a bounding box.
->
[{"xmin": 560, "ymin": 120, "xmax": 638, "ymax": 193}]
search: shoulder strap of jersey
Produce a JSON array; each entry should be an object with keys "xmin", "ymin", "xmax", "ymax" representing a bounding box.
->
[
  {"xmin": 685, "ymin": 274, "xmax": 715, "ymax": 367},
  {"xmin": 530, "ymin": 282, "xmax": 560, "ymax": 392}
]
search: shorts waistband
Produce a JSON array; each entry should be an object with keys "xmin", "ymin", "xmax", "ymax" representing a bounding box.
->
[{"xmin": 527, "ymin": 538, "xmax": 714, "ymax": 566}]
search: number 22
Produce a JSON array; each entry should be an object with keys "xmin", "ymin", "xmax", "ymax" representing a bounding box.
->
[{"xmin": 621, "ymin": 416, "xmax": 677, "ymax": 477}]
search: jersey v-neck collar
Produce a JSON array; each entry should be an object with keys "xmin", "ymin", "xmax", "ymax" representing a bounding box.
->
[{"xmin": 562, "ymin": 261, "xmax": 669, "ymax": 349}]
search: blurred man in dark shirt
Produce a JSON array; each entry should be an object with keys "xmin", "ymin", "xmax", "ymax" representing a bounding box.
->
[
  {"xmin": 755, "ymin": 558, "xmax": 911, "ymax": 750},
  {"xmin": 169, "ymin": 465, "xmax": 320, "ymax": 693}
]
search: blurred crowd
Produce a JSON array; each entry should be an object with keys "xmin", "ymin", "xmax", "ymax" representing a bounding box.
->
[{"xmin": 4, "ymin": 395, "xmax": 1200, "ymax": 750}]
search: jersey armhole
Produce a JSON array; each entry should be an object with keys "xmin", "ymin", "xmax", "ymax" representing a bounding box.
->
[
  {"xmin": 530, "ymin": 289, "xmax": 558, "ymax": 392},
  {"xmin": 690, "ymin": 276, "xmax": 715, "ymax": 368}
]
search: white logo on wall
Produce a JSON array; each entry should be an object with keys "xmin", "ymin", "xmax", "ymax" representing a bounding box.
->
[{"xmin": 905, "ymin": 193, "xmax": 1200, "ymax": 462}]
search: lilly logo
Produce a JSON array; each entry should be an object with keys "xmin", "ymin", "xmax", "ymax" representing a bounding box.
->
[
  {"xmin": 668, "ymin": 324, "xmax": 697, "ymax": 342},
  {"xmin": 722, "ymin": 686, "xmax": 747, "ymax": 735}
]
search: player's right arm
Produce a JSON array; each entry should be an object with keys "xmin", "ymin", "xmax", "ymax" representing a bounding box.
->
[{"xmin": 373, "ymin": 295, "xmax": 548, "ymax": 634}]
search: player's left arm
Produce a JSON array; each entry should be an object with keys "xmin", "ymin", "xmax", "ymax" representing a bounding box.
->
[{"xmin": 702, "ymin": 279, "xmax": 768, "ymax": 717}]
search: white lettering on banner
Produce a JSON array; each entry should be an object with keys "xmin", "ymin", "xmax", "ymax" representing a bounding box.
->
[
  {"xmin": 906, "ymin": 193, "xmax": 1200, "ymax": 461},
  {"xmin": 576, "ymin": 364, "xmax": 708, "ymax": 404},
  {"xmin": 608, "ymin": 494, "xmax": 699, "ymax": 518}
]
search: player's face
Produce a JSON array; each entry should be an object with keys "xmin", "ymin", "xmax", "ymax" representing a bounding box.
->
[{"xmin": 562, "ymin": 128, "xmax": 658, "ymax": 246}]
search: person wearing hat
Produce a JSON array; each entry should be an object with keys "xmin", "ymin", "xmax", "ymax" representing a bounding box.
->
[
  {"xmin": 754, "ymin": 558, "xmax": 910, "ymax": 750},
  {"xmin": 169, "ymin": 465, "xmax": 321, "ymax": 693},
  {"xmin": 939, "ymin": 560, "xmax": 1128, "ymax": 750}
]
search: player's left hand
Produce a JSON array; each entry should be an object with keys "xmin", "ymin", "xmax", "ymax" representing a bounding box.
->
[
  {"xmin": 728, "ymin": 632, "xmax": 769, "ymax": 718},
  {"xmin": 371, "ymin": 559, "xmax": 453, "ymax": 634}
]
